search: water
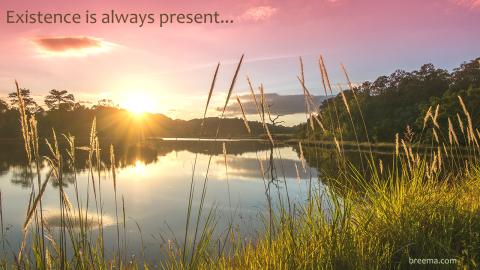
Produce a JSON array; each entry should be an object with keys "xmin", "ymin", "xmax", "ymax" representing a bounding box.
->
[{"xmin": 0, "ymin": 139, "xmax": 324, "ymax": 262}]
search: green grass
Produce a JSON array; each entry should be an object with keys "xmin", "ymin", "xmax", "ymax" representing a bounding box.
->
[
  {"xmin": 7, "ymin": 156, "xmax": 480, "ymax": 269},
  {"xmin": 164, "ymin": 159, "xmax": 479, "ymax": 269},
  {"xmin": 2, "ymin": 56, "xmax": 480, "ymax": 269}
]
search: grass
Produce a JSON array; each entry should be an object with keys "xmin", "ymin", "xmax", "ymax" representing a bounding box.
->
[
  {"xmin": 201, "ymin": 168, "xmax": 480, "ymax": 269},
  {"xmin": 1, "ymin": 56, "xmax": 480, "ymax": 269}
]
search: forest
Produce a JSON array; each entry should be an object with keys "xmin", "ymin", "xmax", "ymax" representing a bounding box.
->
[
  {"xmin": 300, "ymin": 57, "xmax": 480, "ymax": 143},
  {"xmin": 1, "ymin": 57, "xmax": 479, "ymax": 144},
  {"xmin": 0, "ymin": 90, "xmax": 293, "ymax": 141}
]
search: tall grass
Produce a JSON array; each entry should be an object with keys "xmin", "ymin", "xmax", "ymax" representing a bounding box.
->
[
  {"xmin": 3, "ymin": 55, "xmax": 480, "ymax": 269},
  {"xmin": 9, "ymin": 80, "xmax": 129, "ymax": 269}
]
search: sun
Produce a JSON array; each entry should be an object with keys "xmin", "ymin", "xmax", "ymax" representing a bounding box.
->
[{"xmin": 122, "ymin": 93, "xmax": 156, "ymax": 115}]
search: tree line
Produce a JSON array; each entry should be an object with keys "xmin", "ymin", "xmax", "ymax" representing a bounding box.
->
[
  {"xmin": 300, "ymin": 57, "xmax": 480, "ymax": 143},
  {"xmin": 0, "ymin": 89, "xmax": 292, "ymax": 140},
  {"xmin": 2, "ymin": 57, "xmax": 478, "ymax": 143}
]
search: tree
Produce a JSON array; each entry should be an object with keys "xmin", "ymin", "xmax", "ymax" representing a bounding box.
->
[
  {"xmin": 308, "ymin": 62, "xmax": 452, "ymax": 142},
  {"xmin": 450, "ymin": 58, "xmax": 480, "ymax": 93},
  {"xmin": 0, "ymin": 99, "xmax": 8, "ymax": 113},
  {"xmin": 72, "ymin": 101, "xmax": 87, "ymax": 111},
  {"xmin": 44, "ymin": 89, "xmax": 75, "ymax": 111},
  {"xmin": 94, "ymin": 99, "xmax": 118, "ymax": 109},
  {"xmin": 8, "ymin": 88, "xmax": 41, "ymax": 113}
]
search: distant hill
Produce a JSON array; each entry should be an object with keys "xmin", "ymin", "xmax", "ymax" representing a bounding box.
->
[{"xmin": 0, "ymin": 106, "xmax": 298, "ymax": 141}]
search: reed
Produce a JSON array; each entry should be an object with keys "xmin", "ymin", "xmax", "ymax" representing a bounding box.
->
[
  {"xmin": 235, "ymin": 95, "xmax": 251, "ymax": 134},
  {"xmin": 5, "ymin": 56, "xmax": 480, "ymax": 269},
  {"xmin": 182, "ymin": 61, "xmax": 220, "ymax": 266},
  {"xmin": 0, "ymin": 191, "xmax": 4, "ymax": 267}
]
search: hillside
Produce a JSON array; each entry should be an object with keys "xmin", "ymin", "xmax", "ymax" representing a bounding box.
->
[{"xmin": 0, "ymin": 105, "xmax": 297, "ymax": 141}]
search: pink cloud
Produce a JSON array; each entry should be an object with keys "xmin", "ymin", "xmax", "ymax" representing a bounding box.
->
[
  {"xmin": 32, "ymin": 36, "xmax": 116, "ymax": 57},
  {"xmin": 241, "ymin": 6, "xmax": 278, "ymax": 21},
  {"xmin": 453, "ymin": 0, "xmax": 480, "ymax": 9}
]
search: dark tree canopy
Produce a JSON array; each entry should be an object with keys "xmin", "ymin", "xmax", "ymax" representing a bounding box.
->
[
  {"xmin": 94, "ymin": 99, "xmax": 118, "ymax": 109},
  {"xmin": 1, "ymin": 57, "xmax": 479, "ymax": 143},
  {"xmin": 44, "ymin": 89, "xmax": 75, "ymax": 110},
  {"xmin": 8, "ymin": 88, "xmax": 41, "ymax": 113},
  {"xmin": 301, "ymin": 57, "xmax": 480, "ymax": 143},
  {"xmin": 0, "ymin": 99, "xmax": 8, "ymax": 113}
]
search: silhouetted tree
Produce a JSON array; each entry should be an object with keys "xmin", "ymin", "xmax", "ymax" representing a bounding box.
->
[
  {"xmin": 94, "ymin": 99, "xmax": 118, "ymax": 109},
  {"xmin": 44, "ymin": 89, "xmax": 75, "ymax": 111},
  {"xmin": 72, "ymin": 102, "xmax": 87, "ymax": 110},
  {"xmin": 0, "ymin": 58, "xmax": 478, "ymax": 144},
  {"xmin": 8, "ymin": 88, "xmax": 41, "ymax": 113},
  {"xmin": 0, "ymin": 99, "xmax": 8, "ymax": 113}
]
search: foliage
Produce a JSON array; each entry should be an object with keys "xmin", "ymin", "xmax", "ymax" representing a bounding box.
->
[
  {"xmin": 7, "ymin": 88, "xmax": 42, "ymax": 114},
  {"xmin": 0, "ymin": 99, "xmax": 8, "ymax": 113},
  {"xmin": 304, "ymin": 58, "xmax": 480, "ymax": 143},
  {"xmin": 2, "ymin": 56, "xmax": 480, "ymax": 269},
  {"xmin": 0, "ymin": 104, "xmax": 294, "ymax": 140},
  {"xmin": 44, "ymin": 89, "xmax": 75, "ymax": 110}
]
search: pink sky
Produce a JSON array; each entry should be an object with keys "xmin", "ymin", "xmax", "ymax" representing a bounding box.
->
[{"xmin": 0, "ymin": 0, "xmax": 479, "ymax": 124}]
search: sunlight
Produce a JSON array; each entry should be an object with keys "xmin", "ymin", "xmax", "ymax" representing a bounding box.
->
[
  {"xmin": 122, "ymin": 92, "xmax": 157, "ymax": 115},
  {"xmin": 133, "ymin": 160, "xmax": 146, "ymax": 174},
  {"xmin": 125, "ymin": 160, "xmax": 147, "ymax": 181}
]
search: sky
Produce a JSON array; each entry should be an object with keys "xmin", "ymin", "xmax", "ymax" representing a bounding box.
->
[{"xmin": 0, "ymin": 0, "xmax": 479, "ymax": 125}]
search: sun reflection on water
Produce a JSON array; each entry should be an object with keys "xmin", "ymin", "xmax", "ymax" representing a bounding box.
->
[{"xmin": 124, "ymin": 160, "xmax": 147, "ymax": 181}]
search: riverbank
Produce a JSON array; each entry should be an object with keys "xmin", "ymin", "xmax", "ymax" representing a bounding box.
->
[{"xmin": 168, "ymin": 159, "xmax": 480, "ymax": 269}]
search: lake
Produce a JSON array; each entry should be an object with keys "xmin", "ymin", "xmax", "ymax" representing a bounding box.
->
[{"xmin": 0, "ymin": 139, "xmax": 327, "ymax": 263}]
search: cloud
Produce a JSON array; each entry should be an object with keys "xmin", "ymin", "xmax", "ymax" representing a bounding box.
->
[
  {"xmin": 241, "ymin": 5, "xmax": 278, "ymax": 21},
  {"xmin": 219, "ymin": 93, "xmax": 330, "ymax": 116},
  {"xmin": 215, "ymin": 156, "xmax": 316, "ymax": 180},
  {"xmin": 32, "ymin": 36, "xmax": 116, "ymax": 57},
  {"xmin": 453, "ymin": 0, "xmax": 480, "ymax": 9}
]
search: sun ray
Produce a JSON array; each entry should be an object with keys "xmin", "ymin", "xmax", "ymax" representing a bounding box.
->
[{"xmin": 121, "ymin": 92, "xmax": 156, "ymax": 115}]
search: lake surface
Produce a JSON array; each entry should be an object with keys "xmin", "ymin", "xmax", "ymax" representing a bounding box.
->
[{"xmin": 0, "ymin": 139, "xmax": 325, "ymax": 262}]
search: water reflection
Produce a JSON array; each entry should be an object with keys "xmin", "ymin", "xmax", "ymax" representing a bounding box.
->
[
  {"xmin": 1, "ymin": 139, "xmax": 389, "ymax": 191},
  {"xmin": 9, "ymin": 166, "xmax": 37, "ymax": 188},
  {"xmin": 1, "ymin": 139, "xmax": 408, "ymax": 191},
  {"xmin": 43, "ymin": 209, "xmax": 114, "ymax": 229},
  {"xmin": 0, "ymin": 140, "xmax": 273, "ymax": 174},
  {"xmin": 0, "ymin": 139, "xmax": 322, "ymax": 262},
  {"xmin": 1, "ymin": 139, "xmax": 471, "ymax": 264},
  {"xmin": 218, "ymin": 154, "xmax": 312, "ymax": 180}
]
